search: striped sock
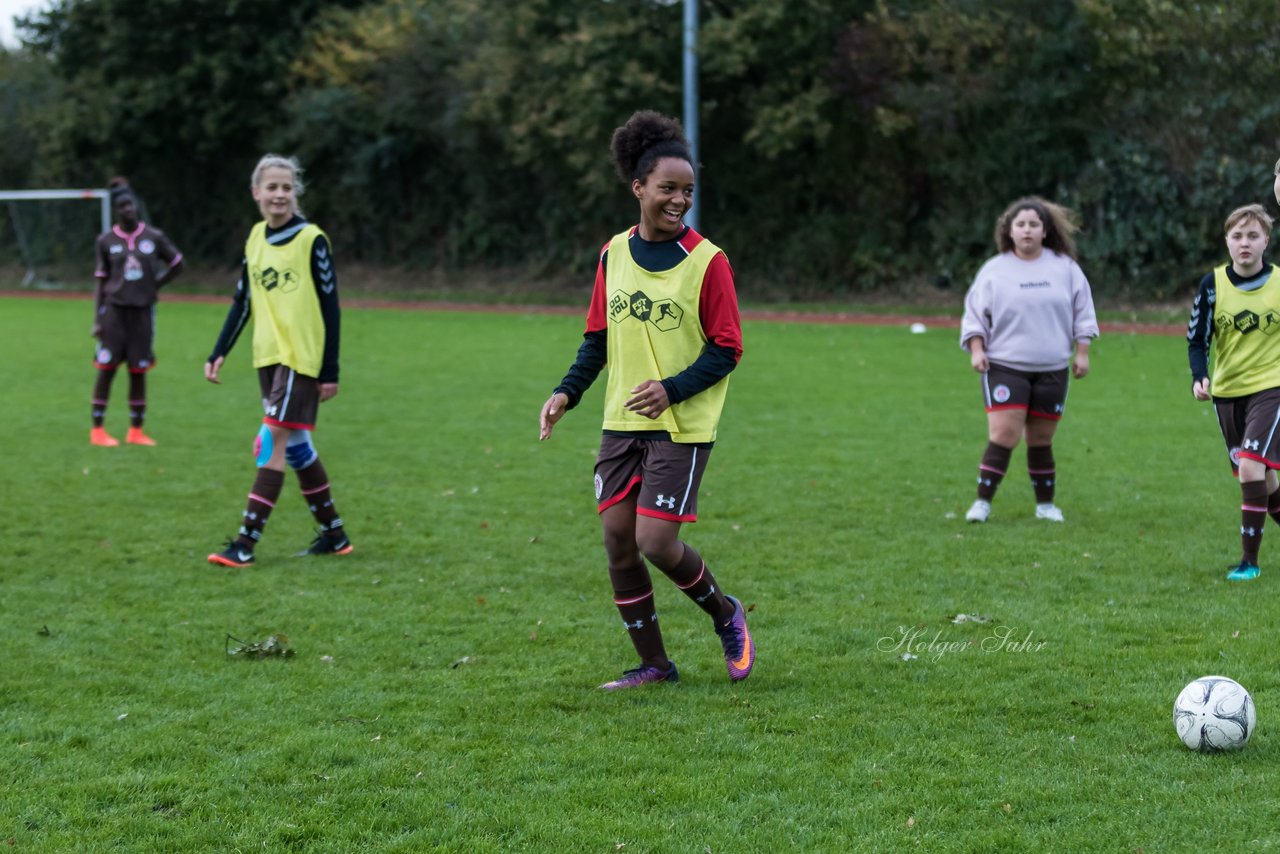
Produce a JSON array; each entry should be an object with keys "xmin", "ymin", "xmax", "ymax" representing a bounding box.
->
[
  {"xmin": 608, "ymin": 561, "xmax": 668, "ymax": 669},
  {"xmin": 977, "ymin": 441, "xmax": 1013, "ymax": 501},
  {"xmin": 1267, "ymin": 485, "xmax": 1280, "ymax": 528},
  {"xmin": 296, "ymin": 458, "xmax": 343, "ymax": 534},
  {"xmin": 1241, "ymin": 480, "xmax": 1269, "ymax": 565},
  {"xmin": 92, "ymin": 369, "xmax": 116, "ymax": 427},
  {"xmin": 1027, "ymin": 445, "xmax": 1056, "ymax": 504},
  {"xmin": 235, "ymin": 468, "xmax": 286, "ymax": 550},
  {"xmin": 128, "ymin": 373, "xmax": 146, "ymax": 427},
  {"xmin": 656, "ymin": 543, "xmax": 731, "ymax": 623}
]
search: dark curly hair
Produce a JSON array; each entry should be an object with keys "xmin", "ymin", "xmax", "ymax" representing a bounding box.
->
[
  {"xmin": 106, "ymin": 175, "xmax": 134, "ymax": 202},
  {"xmin": 610, "ymin": 110, "xmax": 693, "ymax": 186}
]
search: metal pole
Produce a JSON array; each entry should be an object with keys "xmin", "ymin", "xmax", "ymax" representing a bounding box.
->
[{"xmin": 683, "ymin": 0, "xmax": 699, "ymax": 232}]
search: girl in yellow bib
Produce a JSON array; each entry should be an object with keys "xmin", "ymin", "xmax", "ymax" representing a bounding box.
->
[
  {"xmin": 1188, "ymin": 202, "xmax": 1280, "ymax": 581},
  {"xmin": 204, "ymin": 154, "xmax": 353, "ymax": 567},
  {"xmin": 539, "ymin": 111, "xmax": 755, "ymax": 690}
]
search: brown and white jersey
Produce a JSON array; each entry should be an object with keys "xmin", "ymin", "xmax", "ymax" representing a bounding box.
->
[{"xmin": 94, "ymin": 223, "xmax": 182, "ymax": 307}]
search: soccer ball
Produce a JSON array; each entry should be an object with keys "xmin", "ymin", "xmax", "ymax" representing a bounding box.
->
[{"xmin": 1173, "ymin": 676, "xmax": 1256, "ymax": 752}]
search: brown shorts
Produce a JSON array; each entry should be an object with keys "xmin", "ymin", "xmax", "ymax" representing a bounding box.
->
[
  {"xmin": 1214, "ymin": 387, "xmax": 1280, "ymax": 473},
  {"xmin": 258, "ymin": 365, "xmax": 320, "ymax": 430},
  {"xmin": 95, "ymin": 303, "xmax": 155, "ymax": 373},
  {"xmin": 982, "ymin": 362, "xmax": 1070, "ymax": 420},
  {"xmin": 594, "ymin": 434, "xmax": 712, "ymax": 523}
]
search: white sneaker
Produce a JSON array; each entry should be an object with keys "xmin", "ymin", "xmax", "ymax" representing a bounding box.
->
[
  {"xmin": 965, "ymin": 500, "xmax": 991, "ymax": 523},
  {"xmin": 1035, "ymin": 503, "xmax": 1064, "ymax": 522}
]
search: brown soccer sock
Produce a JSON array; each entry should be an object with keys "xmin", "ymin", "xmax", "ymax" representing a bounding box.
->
[
  {"xmin": 92, "ymin": 368, "xmax": 116, "ymax": 427},
  {"xmin": 1241, "ymin": 480, "xmax": 1269, "ymax": 565},
  {"xmin": 977, "ymin": 441, "xmax": 1014, "ymax": 501},
  {"xmin": 295, "ymin": 458, "xmax": 344, "ymax": 534},
  {"xmin": 234, "ymin": 468, "xmax": 286, "ymax": 550},
  {"xmin": 128, "ymin": 372, "xmax": 146, "ymax": 428},
  {"xmin": 1027, "ymin": 444, "xmax": 1056, "ymax": 504},
  {"xmin": 1267, "ymin": 485, "xmax": 1280, "ymax": 528},
  {"xmin": 608, "ymin": 561, "xmax": 668, "ymax": 669},
  {"xmin": 654, "ymin": 543, "xmax": 732, "ymax": 623}
]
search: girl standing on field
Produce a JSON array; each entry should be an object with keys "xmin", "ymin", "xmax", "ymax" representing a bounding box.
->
[
  {"xmin": 539, "ymin": 110, "xmax": 755, "ymax": 690},
  {"xmin": 1187, "ymin": 202, "xmax": 1280, "ymax": 582},
  {"xmin": 90, "ymin": 178, "xmax": 184, "ymax": 447},
  {"xmin": 959, "ymin": 196, "xmax": 1099, "ymax": 524},
  {"xmin": 204, "ymin": 154, "xmax": 353, "ymax": 568}
]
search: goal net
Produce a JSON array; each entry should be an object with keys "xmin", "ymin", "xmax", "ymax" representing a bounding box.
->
[{"xmin": 0, "ymin": 189, "xmax": 112, "ymax": 288}]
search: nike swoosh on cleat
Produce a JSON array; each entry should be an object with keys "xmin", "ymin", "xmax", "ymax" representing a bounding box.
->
[{"xmin": 731, "ymin": 629, "xmax": 753, "ymax": 670}]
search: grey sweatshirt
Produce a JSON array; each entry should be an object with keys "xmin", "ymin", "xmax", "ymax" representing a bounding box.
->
[{"xmin": 960, "ymin": 250, "xmax": 1100, "ymax": 371}]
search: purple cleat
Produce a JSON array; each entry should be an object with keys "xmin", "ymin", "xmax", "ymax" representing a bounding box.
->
[
  {"xmin": 599, "ymin": 661, "xmax": 679, "ymax": 691},
  {"xmin": 715, "ymin": 596, "xmax": 755, "ymax": 682}
]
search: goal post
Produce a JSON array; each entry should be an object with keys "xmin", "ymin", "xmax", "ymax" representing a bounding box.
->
[{"xmin": 0, "ymin": 189, "xmax": 111, "ymax": 286}]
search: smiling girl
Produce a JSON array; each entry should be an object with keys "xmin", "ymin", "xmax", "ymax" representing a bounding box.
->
[
  {"xmin": 959, "ymin": 196, "xmax": 1099, "ymax": 525},
  {"xmin": 538, "ymin": 111, "xmax": 755, "ymax": 690},
  {"xmin": 204, "ymin": 154, "xmax": 352, "ymax": 567}
]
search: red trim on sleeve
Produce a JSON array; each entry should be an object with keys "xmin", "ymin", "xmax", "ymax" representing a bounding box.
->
[
  {"xmin": 584, "ymin": 239, "xmax": 613, "ymax": 333},
  {"xmin": 698, "ymin": 252, "xmax": 743, "ymax": 361},
  {"xmin": 678, "ymin": 227, "xmax": 703, "ymax": 254}
]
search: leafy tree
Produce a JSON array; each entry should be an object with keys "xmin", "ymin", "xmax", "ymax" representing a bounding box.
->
[{"xmin": 16, "ymin": 0, "xmax": 369, "ymax": 260}]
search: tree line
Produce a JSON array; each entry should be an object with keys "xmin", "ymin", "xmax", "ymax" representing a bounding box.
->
[{"xmin": 3, "ymin": 0, "xmax": 1280, "ymax": 299}]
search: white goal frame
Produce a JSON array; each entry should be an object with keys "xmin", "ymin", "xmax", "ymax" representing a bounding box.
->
[{"xmin": 1, "ymin": 189, "xmax": 111, "ymax": 286}]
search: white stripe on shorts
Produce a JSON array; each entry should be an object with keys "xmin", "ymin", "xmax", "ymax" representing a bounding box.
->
[
  {"xmin": 677, "ymin": 448, "xmax": 698, "ymax": 516},
  {"xmin": 1262, "ymin": 406, "xmax": 1280, "ymax": 458},
  {"xmin": 280, "ymin": 368, "xmax": 296, "ymax": 418}
]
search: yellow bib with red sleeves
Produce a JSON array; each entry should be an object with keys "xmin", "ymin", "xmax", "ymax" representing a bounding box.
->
[
  {"xmin": 245, "ymin": 222, "xmax": 326, "ymax": 377},
  {"xmin": 1212, "ymin": 263, "xmax": 1280, "ymax": 397},
  {"xmin": 602, "ymin": 231, "xmax": 728, "ymax": 443}
]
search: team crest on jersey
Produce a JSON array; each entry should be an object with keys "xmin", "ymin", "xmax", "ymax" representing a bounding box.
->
[
  {"xmin": 139, "ymin": 239, "xmax": 155, "ymax": 255},
  {"xmin": 594, "ymin": 473, "xmax": 603, "ymax": 500},
  {"xmin": 607, "ymin": 289, "xmax": 684, "ymax": 332},
  {"xmin": 255, "ymin": 266, "xmax": 300, "ymax": 293},
  {"xmin": 992, "ymin": 384, "xmax": 1012, "ymax": 404}
]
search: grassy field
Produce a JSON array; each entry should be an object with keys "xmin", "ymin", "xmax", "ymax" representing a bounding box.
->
[{"xmin": 2, "ymin": 294, "xmax": 1275, "ymax": 851}]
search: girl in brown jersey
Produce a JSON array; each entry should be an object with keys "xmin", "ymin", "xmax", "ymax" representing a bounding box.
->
[{"xmin": 89, "ymin": 178, "xmax": 184, "ymax": 446}]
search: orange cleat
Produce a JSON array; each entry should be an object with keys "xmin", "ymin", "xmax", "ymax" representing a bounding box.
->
[
  {"xmin": 125, "ymin": 427, "xmax": 156, "ymax": 446},
  {"xmin": 90, "ymin": 426, "xmax": 120, "ymax": 447}
]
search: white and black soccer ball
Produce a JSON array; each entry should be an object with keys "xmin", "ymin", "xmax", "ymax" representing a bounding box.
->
[{"xmin": 1173, "ymin": 675, "xmax": 1256, "ymax": 752}]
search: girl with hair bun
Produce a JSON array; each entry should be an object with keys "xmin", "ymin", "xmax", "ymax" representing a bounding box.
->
[
  {"xmin": 89, "ymin": 177, "xmax": 184, "ymax": 446},
  {"xmin": 539, "ymin": 110, "xmax": 755, "ymax": 690}
]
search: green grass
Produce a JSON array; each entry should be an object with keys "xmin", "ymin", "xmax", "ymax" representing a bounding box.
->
[{"xmin": 2, "ymin": 295, "xmax": 1276, "ymax": 851}]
